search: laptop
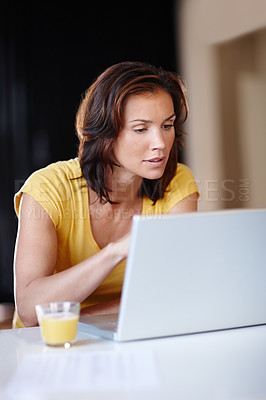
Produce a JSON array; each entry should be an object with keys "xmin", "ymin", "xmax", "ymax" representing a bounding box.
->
[{"xmin": 78, "ymin": 208, "xmax": 266, "ymax": 341}]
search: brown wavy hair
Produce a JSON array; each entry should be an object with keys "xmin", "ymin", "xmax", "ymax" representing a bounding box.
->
[{"xmin": 75, "ymin": 61, "xmax": 188, "ymax": 204}]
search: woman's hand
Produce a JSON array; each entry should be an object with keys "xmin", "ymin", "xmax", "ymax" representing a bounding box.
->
[{"xmin": 113, "ymin": 232, "xmax": 131, "ymax": 261}]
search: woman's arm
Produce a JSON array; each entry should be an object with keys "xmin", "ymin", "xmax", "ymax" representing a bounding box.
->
[
  {"xmin": 80, "ymin": 298, "xmax": 121, "ymax": 316},
  {"xmin": 168, "ymin": 192, "xmax": 198, "ymax": 214},
  {"xmin": 14, "ymin": 193, "xmax": 129, "ymax": 327}
]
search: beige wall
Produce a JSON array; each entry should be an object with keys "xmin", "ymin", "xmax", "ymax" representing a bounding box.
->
[{"xmin": 178, "ymin": 0, "xmax": 266, "ymax": 210}]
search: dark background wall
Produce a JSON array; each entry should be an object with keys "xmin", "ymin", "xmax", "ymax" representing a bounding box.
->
[{"xmin": 0, "ymin": 1, "xmax": 180, "ymax": 303}]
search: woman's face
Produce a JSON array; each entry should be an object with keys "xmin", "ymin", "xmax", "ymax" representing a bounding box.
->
[{"xmin": 112, "ymin": 90, "xmax": 176, "ymax": 181}]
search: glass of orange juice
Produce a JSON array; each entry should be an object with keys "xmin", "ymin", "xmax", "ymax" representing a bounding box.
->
[{"xmin": 35, "ymin": 302, "xmax": 80, "ymax": 347}]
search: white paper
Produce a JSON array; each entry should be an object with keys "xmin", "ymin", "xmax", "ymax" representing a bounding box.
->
[{"xmin": 5, "ymin": 349, "xmax": 160, "ymax": 396}]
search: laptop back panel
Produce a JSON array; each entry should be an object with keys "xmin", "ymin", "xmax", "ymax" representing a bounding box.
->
[{"xmin": 116, "ymin": 209, "xmax": 266, "ymax": 341}]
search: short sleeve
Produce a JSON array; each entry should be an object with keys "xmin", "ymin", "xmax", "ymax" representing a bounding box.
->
[{"xmin": 14, "ymin": 163, "xmax": 71, "ymax": 228}]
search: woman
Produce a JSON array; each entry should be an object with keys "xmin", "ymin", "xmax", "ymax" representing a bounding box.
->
[{"xmin": 13, "ymin": 61, "xmax": 199, "ymax": 328}]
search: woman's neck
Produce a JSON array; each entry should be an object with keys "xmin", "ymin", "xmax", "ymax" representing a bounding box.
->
[
  {"xmin": 106, "ymin": 168, "xmax": 143, "ymax": 204},
  {"xmin": 88, "ymin": 172, "xmax": 143, "ymax": 207}
]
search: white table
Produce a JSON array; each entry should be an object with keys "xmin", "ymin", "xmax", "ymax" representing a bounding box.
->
[{"xmin": 1, "ymin": 323, "xmax": 266, "ymax": 399}]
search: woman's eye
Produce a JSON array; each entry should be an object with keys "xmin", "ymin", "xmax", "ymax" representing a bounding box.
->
[
  {"xmin": 162, "ymin": 124, "xmax": 174, "ymax": 130},
  {"xmin": 134, "ymin": 128, "xmax": 147, "ymax": 134}
]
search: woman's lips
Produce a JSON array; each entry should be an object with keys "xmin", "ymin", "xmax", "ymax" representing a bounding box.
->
[{"xmin": 143, "ymin": 157, "xmax": 166, "ymax": 166}]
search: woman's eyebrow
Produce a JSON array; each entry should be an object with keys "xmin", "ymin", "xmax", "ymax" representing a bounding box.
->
[
  {"xmin": 163, "ymin": 113, "xmax": 176, "ymax": 122},
  {"xmin": 128, "ymin": 118, "xmax": 152, "ymax": 123},
  {"xmin": 128, "ymin": 113, "xmax": 176, "ymax": 124}
]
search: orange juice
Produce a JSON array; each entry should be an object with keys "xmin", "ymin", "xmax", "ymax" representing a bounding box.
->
[{"xmin": 40, "ymin": 312, "xmax": 78, "ymax": 346}]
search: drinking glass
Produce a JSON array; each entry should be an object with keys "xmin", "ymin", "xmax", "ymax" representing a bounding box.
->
[{"xmin": 35, "ymin": 302, "xmax": 80, "ymax": 347}]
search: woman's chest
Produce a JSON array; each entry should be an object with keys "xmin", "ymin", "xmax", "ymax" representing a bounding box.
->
[{"xmin": 89, "ymin": 203, "xmax": 141, "ymax": 249}]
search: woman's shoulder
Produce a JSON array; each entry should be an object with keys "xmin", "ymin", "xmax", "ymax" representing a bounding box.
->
[
  {"xmin": 168, "ymin": 163, "xmax": 197, "ymax": 190},
  {"xmin": 162, "ymin": 163, "xmax": 199, "ymax": 211},
  {"xmin": 19, "ymin": 158, "xmax": 82, "ymax": 191},
  {"xmin": 33, "ymin": 158, "xmax": 82, "ymax": 181},
  {"xmin": 165, "ymin": 162, "xmax": 199, "ymax": 200},
  {"xmin": 14, "ymin": 158, "xmax": 83, "ymax": 219},
  {"xmin": 143, "ymin": 163, "xmax": 199, "ymax": 215}
]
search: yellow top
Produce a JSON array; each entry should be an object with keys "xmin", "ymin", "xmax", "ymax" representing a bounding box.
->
[{"xmin": 13, "ymin": 158, "xmax": 198, "ymax": 328}]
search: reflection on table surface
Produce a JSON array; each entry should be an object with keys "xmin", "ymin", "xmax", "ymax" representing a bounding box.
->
[{"xmin": 1, "ymin": 324, "xmax": 266, "ymax": 400}]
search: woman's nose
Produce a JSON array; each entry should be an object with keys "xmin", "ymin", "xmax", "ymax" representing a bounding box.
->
[{"xmin": 149, "ymin": 129, "xmax": 166, "ymax": 151}]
